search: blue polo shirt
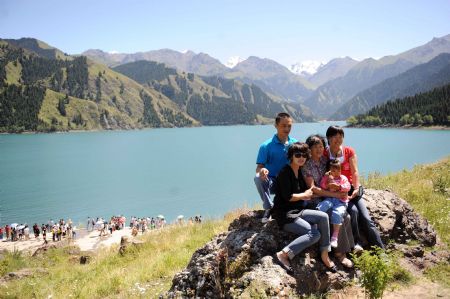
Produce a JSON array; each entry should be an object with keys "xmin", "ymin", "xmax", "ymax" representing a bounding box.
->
[{"xmin": 256, "ymin": 134, "xmax": 298, "ymax": 178}]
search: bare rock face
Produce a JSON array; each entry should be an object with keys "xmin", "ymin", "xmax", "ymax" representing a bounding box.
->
[
  {"xmin": 166, "ymin": 189, "xmax": 441, "ymax": 298},
  {"xmin": 363, "ymin": 189, "xmax": 436, "ymax": 246}
]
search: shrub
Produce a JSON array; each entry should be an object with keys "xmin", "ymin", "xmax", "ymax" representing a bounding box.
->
[{"xmin": 352, "ymin": 247, "xmax": 392, "ymax": 299}]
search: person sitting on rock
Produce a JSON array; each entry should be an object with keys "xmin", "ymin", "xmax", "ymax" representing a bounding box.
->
[
  {"xmin": 302, "ymin": 134, "xmax": 355, "ymax": 268},
  {"xmin": 316, "ymin": 159, "xmax": 351, "ymax": 248},
  {"xmin": 271, "ymin": 142, "xmax": 336, "ymax": 274},
  {"xmin": 324, "ymin": 125, "xmax": 384, "ymax": 250},
  {"xmin": 254, "ymin": 112, "xmax": 298, "ymax": 223}
]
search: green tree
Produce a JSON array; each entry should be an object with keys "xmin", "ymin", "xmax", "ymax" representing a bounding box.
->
[
  {"xmin": 58, "ymin": 98, "xmax": 66, "ymax": 116},
  {"xmin": 399, "ymin": 114, "xmax": 411, "ymax": 125},
  {"xmin": 412, "ymin": 113, "xmax": 423, "ymax": 126},
  {"xmin": 95, "ymin": 74, "xmax": 102, "ymax": 102},
  {"xmin": 347, "ymin": 116, "xmax": 358, "ymax": 126},
  {"xmin": 423, "ymin": 114, "xmax": 433, "ymax": 125}
]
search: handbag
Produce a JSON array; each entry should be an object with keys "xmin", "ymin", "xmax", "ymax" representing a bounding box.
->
[
  {"xmin": 286, "ymin": 209, "xmax": 304, "ymax": 219},
  {"xmin": 358, "ymin": 185, "xmax": 364, "ymax": 197}
]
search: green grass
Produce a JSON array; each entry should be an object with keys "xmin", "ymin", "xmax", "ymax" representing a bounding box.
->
[
  {"xmin": 5, "ymin": 61, "xmax": 22, "ymax": 84},
  {"xmin": 362, "ymin": 157, "xmax": 450, "ymax": 246},
  {"xmin": 362, "ymin": 157, "xmax": 450, "ymax": 287},
  {"xmin": 0, "ymin": 208, "xmax": 248, "ymax": 299},
  {"xmin": 1, "ymin": 159, "xmax": 449, "ymax": 298}
]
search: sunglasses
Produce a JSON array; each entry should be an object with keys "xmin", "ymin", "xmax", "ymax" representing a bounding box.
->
[{"xmin": 294, "ymin": 152, "xmax": 308, "ymax": 158}]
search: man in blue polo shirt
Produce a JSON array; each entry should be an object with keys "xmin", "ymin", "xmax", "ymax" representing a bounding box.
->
[{"xmin": 254, "ymin": 112, "xmax": 297, "ymax": 223}]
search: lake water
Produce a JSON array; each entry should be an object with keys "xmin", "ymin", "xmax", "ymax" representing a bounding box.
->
[{"xmin": 1, "ymin": 122, "xmax": 449, "ymax": 226}]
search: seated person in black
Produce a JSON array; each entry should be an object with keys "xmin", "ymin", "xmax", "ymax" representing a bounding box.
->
[{"xmin": 272, "ymin": 142, "xmax": 335, "ymax": 273}]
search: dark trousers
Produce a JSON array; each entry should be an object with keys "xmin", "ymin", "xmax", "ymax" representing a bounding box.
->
[{"xmin": 347, "ymin": 191, "xmax": 384, "ymax": 249}]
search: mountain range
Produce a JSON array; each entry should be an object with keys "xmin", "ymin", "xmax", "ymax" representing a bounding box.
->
[
  {"xmin": 304, "ymin": 34, "xmax": 450, "ymax": 118},
  {"xmin": 331, "ymin": 53, "xmax": 450, "ymax": 120},
  {"xmin": 0, "ymin": 38, "xmax": 312, "ymax": 133},
  {"xmin": 111, "ymin": 60, "xmax": 313, "ymax": 125},
  {"xmin": 83, "ymin": 34, "xmax": 450, "ymax": 121},
  {"xmin": 1, "ymin": 34, "xmax": 449, "ymax": 133},
  {"xmin": 83, "ymin": 50, "xmax": 315, "ymax": 103}
]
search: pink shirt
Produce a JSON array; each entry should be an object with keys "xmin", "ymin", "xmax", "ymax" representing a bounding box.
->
[
  {"xmin": 324, "ymin": 146, "xmax": 355, "ymax": 185},
  {"xmin": 320, "ymin": 174, "xmax": 351, "ymax": 203}
]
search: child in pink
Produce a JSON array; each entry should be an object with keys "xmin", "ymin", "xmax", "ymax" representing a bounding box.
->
[{"xmin": 317, "ymin": 159, "xmax": 351, "ymax": 247}]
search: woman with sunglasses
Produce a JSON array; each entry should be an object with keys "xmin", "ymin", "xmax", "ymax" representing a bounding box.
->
[{"xmin": 271, "ymin": 142, "xmax": 336, "ymax": 274}]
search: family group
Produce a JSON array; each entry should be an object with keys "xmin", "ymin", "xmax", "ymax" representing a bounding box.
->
[{"xmin": 254, "ymin": 112, "xmax": 384, "ymax": 273}]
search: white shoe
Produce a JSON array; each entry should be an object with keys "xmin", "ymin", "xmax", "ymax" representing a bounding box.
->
[
  {"xmin": 330, "ymin": 237, "xmax": 338, "ymax": 248},
  {"xmin": 354, "ymin": 244, "xmax": 364, "ymax": 253},
  {"xmin": 261, "ymin": 209, "xmax": 271, "ymax": 223}
]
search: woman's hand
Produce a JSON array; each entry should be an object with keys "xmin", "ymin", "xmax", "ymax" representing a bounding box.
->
[
  {"xmin": 291, "ymin": 188, "xmax": 314, "ymax": 202},
  {"xmin": 312, "ymin": 186, "xmax": 321, "ymax": 194},
  {"xmin": 349, "ymin": 188, "xmax": 359, "ymax": 199},
  {"xmin": 302, "ymin": 188, "xmax": 314, "ymax": 200}
]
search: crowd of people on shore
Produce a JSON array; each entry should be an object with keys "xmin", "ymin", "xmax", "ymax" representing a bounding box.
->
[
  {"xmin": 254, "ymin": 112, "xmax": 384, "ymax": 274},
  {"xmin": 1, "ymin": 214, "xmax": 203, "ymax": 243},
  {"xmin": 0, "ymin": 219, "xmax": 76, "ymax": 244}
]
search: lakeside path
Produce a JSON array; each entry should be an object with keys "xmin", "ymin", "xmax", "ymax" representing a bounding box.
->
[{"xmin": 0, "ymin": 227, "xmax": 133, "ymax": 253}]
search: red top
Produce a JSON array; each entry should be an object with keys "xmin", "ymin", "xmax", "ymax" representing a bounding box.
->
[{"xmin": 324, "ymin": 146, "xmax": 355, "ymax": 185}]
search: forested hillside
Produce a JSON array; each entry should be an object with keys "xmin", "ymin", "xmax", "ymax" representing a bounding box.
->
[
  {"xmin": 0, "ymin": 39, "xmax": 197, "ymax": 132},
  {"xmin": 0, "ymin": 38, "xmax": 310, "ymax": 133},
  {"xmin": 331, "ymin": 53, "xmax": 450, "ymax": 120},
  {"xmin": 113, "ymin": 60, "xmax": 314, "ymax": 125},
  {"xmin": 347, "ymin": 84, "xmax": 450, "ymax": 127}
]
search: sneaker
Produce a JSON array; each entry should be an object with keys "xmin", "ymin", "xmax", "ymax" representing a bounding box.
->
[
  {"xmin": 261, "ymin": 209, "xmax": 271, "ymax": 223},
  {"xmin": 330, "ymin": 237, "xmax": 338, "ymax": 248},
  {"xmin": 353, "ymin": 244, "xmax": 364, "ymax": 253}
]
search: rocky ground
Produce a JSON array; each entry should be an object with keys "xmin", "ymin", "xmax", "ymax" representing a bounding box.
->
[{"xmin": 165, "ymin": 189, "xmax": 449, "ymax": 298}]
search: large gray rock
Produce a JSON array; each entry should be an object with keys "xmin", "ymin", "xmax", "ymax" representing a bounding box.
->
[
  {"xmin": 166, "ymin": 189, "xmax": 441, "ymax": 298},
  {"xmin": 363, "ymin": 189, "xmax": 436, "ymax": 246}
]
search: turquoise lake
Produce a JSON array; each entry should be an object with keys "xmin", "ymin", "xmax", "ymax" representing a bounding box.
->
[{"xmin": 1, "ymin": 122, "xmax": 449, "ymax": 226}]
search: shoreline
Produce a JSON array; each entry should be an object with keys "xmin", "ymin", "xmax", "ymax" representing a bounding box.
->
[
  {"xmin": 0, "ymin": 227, "xmax": 134, "ymax": 253},
  {"xmin": 345, "ymin": 124, "xmax": 450, "ymax": 130},
  {"xmin": 0, "ymin": 120, "xmax": 339, "ymax": 135}
]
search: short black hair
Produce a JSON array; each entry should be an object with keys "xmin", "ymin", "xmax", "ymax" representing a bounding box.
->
[
  {"xmin": 305, "ymin": 134, "xmax": 327, "ymax": 148},
  {"xmin": 287, "ymin": 142, "xmax": 310, "ymax": 161},
  {"xmin": 275, "ymin": 112, "xmax": 291, "ymax": 124},
  {"xmin": 328, "ymin": 158, "xmax": 341, "ymax": 170},
  {"xmin": 326, "ymin": 125, "xmax": 345, "ymax": 139}
]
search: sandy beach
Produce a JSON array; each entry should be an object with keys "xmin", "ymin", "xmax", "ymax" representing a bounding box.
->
[{"xmin": 0, "ymin": 227, "xmax": 134, "ymax": 253}]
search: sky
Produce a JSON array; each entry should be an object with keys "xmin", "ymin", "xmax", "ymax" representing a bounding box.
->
[{"xmin": 1, "ymin": 0, "xmax": 450, "ymax": 67}]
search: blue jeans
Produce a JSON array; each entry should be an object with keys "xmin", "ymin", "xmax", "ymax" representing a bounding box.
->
[
  {"xmin": 317, "ymin": 198, "xmax": 347, "ymax": 225},
  {"xmin": 347, "ymin": 195, "xmax": 384, "ymax": 248},
  {"xmin": 282, "ymin": 210, "xmax": 331, "ymax": 259},
  {"xmin": 254, "ymin": 174, "xmax": 276, "ymax": 210}
]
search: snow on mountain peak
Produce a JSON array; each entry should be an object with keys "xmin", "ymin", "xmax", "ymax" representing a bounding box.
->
[
  {"xmin": 225, "ymin": 56, "xmax": 245, "ymax": 68},
  {"xmin": 290, "ymin": 60, "xmax": 326, "ymax": 76}
]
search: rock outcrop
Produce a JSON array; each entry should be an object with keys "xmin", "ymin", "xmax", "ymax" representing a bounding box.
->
[{"xmin": 166, "ymin": 189, "xmax": 445, "ymax": 298}]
